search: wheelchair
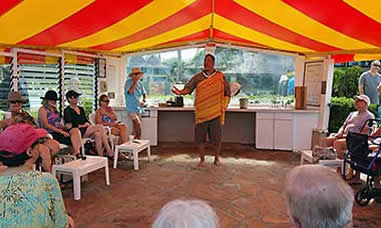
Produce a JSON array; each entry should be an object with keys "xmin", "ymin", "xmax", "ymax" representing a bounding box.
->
[{"xmin": 344, "ymin": 119, "xmax": 381, "ymax": 206}]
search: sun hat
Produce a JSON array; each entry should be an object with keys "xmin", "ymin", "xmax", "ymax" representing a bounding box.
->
[
  {"xmin": 129, "ymin": 68, "xmax": 144, "ymax": 77},
  {"xmin": 40, "ymin": 90, "xmax": 59, "ymax": 100}
]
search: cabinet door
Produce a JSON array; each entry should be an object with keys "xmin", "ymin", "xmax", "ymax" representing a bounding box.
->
[
  {"xmin": 141, "ymin": 117, "xmax": 158, "ymax": 146},
  {"xmin": 256, "ymin": 119, "xmax": 274, "ymax": 149},
  {"xmin": 274, "ymin": 119, "xmax": 293, "ymax": 150}
]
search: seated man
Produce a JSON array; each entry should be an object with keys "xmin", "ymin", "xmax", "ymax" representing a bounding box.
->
[
  {"xmin": 285, "ymin": 165, "xmax": 353, "ymax": 228},
  {"xmin": 322, "ymin": 95, "xmax": 374, "ymax": 159}
]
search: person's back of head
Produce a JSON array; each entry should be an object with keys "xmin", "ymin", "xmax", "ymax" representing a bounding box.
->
[
  {"xmin": 284, "ymin": 165, "xmax": 353, "ymax": 228},
  {"xmin": 152, "ymin": 199, "xmax": 219, "ymax": 228}
]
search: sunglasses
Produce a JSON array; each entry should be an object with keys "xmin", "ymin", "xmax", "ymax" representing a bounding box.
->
[
  {"xmin": 101, "ymin": 100, "xmax": 110, "ymax": 103},
  {"xmin": 69, "ymin": 96, "xmax": 78, "ymax": 99},
  {"xmin": 373, "ymin": 64, "xmax": 380, "ymax": 67},
  {"xmin": 9, "ymin": 101, "xmax": 22, "ymax": 104}
]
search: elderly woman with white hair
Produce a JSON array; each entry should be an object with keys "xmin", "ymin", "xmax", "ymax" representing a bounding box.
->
[
  {"xmin": 284, "ymin": 165, "xmax": 354, "ymax": 228},
  {"xmin": 152, "ymin": 199, "xmax": 219, "ymax": 228}
]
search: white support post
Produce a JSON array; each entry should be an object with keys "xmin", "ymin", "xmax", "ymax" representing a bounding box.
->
[
  {"xmin": 318, "ymin": 57, "xmax": 334, "ymax": 130},
  {"xmin": 60, "ymin": 51, "xmax": 65, "ymax": 114},
  {"xmin": 294, "ymin": 55, "xmax": 305, "ymax": 87},
  {"xmin": 10, "ymin": 48, "xmax": 18, "ymax": 92}
]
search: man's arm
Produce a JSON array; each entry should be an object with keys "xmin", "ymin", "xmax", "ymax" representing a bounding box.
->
[
  {"xmin": 172, "ymin": 74, "xmax": 199, "ymax": 95},
  {"xmin": 336, "ymin": 113, "xmax": 352, "ymax": 137},
  {"xmin": 127, "ymin": 74, "xmax": 143, "ymax": 94},
  {"xmin": 359, "ymin": 74, "xmax": 365, "ymax": 95},
  {"xmin": 172, "ymin": 87, "xmax": 191, "ymax": 96},
  {"xmin": 359, "ymin": 85, "xmax": 364, "ymax": 95},
  {"xmin": 223, "ymin": 75, "xmax": 231, "ymax": 97}
]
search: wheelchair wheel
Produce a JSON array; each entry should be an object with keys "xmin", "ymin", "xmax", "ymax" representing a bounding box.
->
[{"xmin": 355, "ymin": 188, "xmax": 371, "ymax": 206}]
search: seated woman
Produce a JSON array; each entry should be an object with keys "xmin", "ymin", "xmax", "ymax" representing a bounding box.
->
[
  {"xmin": 0, "ymin": 91, "xmax": 36, "ymax": 130},
  {"xmin": 96, "ymin": 94, "xmax": 128, "ymax": 144},
  {"xmin": 38, "ymin": 90, "xmax": 82, "ymax": 156},
  {"xmin": 0, "ymin": 124, "xmax": 74, "ymax": 227},
  {"xmin": 64, "ymin": 90, "xmax": 113, "ymax": 157}
]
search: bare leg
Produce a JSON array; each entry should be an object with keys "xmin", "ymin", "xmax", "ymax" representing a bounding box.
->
[
  {"xmin": 132, "ymin": 118, "xmax": 142, "ymax": 139},
  {"xmin": 322, "ymin": 136, "xmax": 336, "ymax": 147},
  {"xmin": 198, "ymin": 144, "xmax": 205, "ymax": 167},
  {"xmin": 118, "ymin": 123, "xmax": 128, "ymax": 143},
  {"xmin": 95, "ymin": 125, "xmax": 113, "ymax": 156},
  {"xmin": 43, "ymin": 139, "xmax": 60, "ymax": 156},
  {"xmin": 36, "ymin": 144, "xmax": 52, "ymax": 172},
  {"xmin": 84, "ymin": 125, "xmax": 104, "ymax": 156},
  {"xmin": 69, "ymin": 128, "xmax": 82, "ymax": 155},
  {"xmin": 214, "ymin": 142, "xmax": 222, "ymax": 166}
]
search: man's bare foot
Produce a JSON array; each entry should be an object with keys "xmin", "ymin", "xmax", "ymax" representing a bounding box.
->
[
  {"xmin": 198, "ymin": 160, "xmax": 206, "ymax": 167},
  {"xmin": 214, "ymin": 159, "xmax": 222, "ymax": 166}
]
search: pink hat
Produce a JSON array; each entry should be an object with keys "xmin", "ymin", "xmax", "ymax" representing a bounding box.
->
[{"xmin": 0, "ymin": 123, "xmax": 48, "ymax": 155}]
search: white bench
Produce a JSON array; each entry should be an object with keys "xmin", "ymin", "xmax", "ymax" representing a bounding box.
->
[
  {"xmin": 113, "ymin": 139, "xmax": 151, "ymax": 170},
  {"xmin": 52, "ymin": 155, "xmax": 110, "ymax": 200}
]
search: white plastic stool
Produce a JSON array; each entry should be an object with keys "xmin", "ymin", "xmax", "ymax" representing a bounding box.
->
[
  {"xmin": 114, "ymin": 139, "xmax": 151, "ymax": 170},
  {"xmin": 300, "ymin": 150, "xmax": 344, "ymax": 174}
]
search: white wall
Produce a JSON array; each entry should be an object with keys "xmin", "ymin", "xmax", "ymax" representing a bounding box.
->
[{"xmin": 104, "ymin": 56, "xmax": 126, "ymax": 107}]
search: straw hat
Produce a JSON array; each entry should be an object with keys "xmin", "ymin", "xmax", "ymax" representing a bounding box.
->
[
  {"xmin": 5, "ymin": 91, "xmax": 27, "ymax": 103},
  {"xmin": 129, "ymin": 68, "xmax": 144, "ymax": 76}
]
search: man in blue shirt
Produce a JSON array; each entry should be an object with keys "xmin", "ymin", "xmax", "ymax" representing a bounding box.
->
[{"xmin": 124, "ymin": 68, "xmax": 146, "ymax": 139}]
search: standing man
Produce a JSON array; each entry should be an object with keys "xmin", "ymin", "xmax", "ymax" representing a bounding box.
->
[
  {"xmin": 125, "ymin": 68, "xmax": 146, "ymax": 139},
  {"xmin": 359, "ymin": 60, "xmax": 381, "ymax": 105},
  {"xmin": 172, "ymin": 54, "xmax": 231, "ymax": 167}
]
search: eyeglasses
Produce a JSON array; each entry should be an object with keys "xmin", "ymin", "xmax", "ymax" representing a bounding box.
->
[
  {"xmin": 9, "ymin": 101, "xmax": 22, "ymax": 104},
  {"xmin": 69, "ymin": 96, "xmax": 78, "ymax": 99},
  {"xmin": 102, "ymin": 100, "xmax": 110, "ymax": 103}
]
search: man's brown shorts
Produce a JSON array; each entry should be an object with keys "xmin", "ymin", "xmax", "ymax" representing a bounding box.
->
[{"xmin": 195, "ymin": 117, "xmax": 222, "ymax": 145}]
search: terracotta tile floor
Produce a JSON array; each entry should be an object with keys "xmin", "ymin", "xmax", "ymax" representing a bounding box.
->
[{"xmin": 62, "ymin": 143, "xmax": 381, "ymax": 228}]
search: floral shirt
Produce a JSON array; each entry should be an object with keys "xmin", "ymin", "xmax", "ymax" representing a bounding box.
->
[{"xmin": 0, "ymin": 171, "xmax": 69, "ymax": 228}]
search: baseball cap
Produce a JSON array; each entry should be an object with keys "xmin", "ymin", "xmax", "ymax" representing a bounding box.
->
[
  {"xmin": 0, "ymin": 123, "xmax": 48, "ymax": 155},
  {"xmin": 354, "ymin": 95, "xmax": 370, "ymax": 106},
  {"xmin": 66, "ymin": 90, "xmax": 81, "ymax": 99}
]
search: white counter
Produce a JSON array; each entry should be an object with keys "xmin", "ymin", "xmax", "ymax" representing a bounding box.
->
[
  {"xmin": 113, "ymin": 106, "xmax": 319, "ymax": 151},
  {"xmin": 114, "ymin": 105, "xmax": 320, "ymax": 113}
]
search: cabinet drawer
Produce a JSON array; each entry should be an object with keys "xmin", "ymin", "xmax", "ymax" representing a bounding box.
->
[
  {"xmin": 274, "ymin": 113, "xmax": 294, "ymax": 120},
  {"xmin": 256, "ymin": 112, "xmax": 274, "ymax": 120}
]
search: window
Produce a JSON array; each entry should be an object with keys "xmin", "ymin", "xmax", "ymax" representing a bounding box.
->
[
  {"xmin": 215, "ymin": 47, "xmax": 295, "ymax": 105},
  {"xmin": 64, "ymin": 63, "xmax": 96, "ymax": 116},
  {"xmin": 17, "ymin": 52, "xmax": 61, "ymax": 118},
  {"xmin": 126, "ymin": 46, "xmax": 295, "ymax": 106}
]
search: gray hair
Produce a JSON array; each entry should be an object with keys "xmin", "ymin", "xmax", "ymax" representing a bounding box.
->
[
  {"xmin": 152, "ymin": 199, "xmax": 219, "ymax": 228},
  {"xmin": 371, "ymin": 60, "xmax": 380, "ymax": 66},
  {"xmin": 284, "ymin": 165, "xmax": 354, "ymax": 228}
]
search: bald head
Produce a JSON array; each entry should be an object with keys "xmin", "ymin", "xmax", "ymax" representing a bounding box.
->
[{"xmin": 285, "ymin": 165, "xmax": 354, "ymax": 228}]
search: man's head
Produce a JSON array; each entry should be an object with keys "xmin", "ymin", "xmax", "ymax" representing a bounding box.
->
[
  {"xmin": 370, "ymin": 60, "xmax": 380, "ymax": 73},
  {"xmin": 129, "ymin": 67, "xmax": 144, "ymax": 78},
  {"xmin": 284, "ymin": 165, "xmax": 353, "ymax": 228},
  {"xmin": 354, "ymin": 94, "xmax": 370, "ymax": 111},
  {"xmin": 204, "ymin": 54, "xmax": 215, "ymax": 73},
  {"xmin": 152, "ymin": 199, "xmax": 219, "ymax": 228}
]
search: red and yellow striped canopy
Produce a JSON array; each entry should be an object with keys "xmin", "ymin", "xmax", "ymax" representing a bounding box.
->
[{"xmin": 1, "ymin": 0, "xmax": 381, "ymax": 61}]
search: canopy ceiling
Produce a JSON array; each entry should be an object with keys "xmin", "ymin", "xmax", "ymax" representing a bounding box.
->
[{"xmin": 1, "ymin": 0, "xmax": 381, "ymax": 61}]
